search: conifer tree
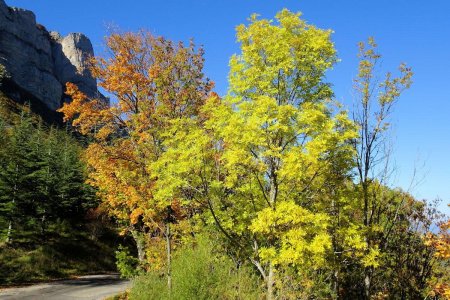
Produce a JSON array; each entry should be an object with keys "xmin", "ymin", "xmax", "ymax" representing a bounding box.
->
[
  {"xmin": 0, "ymin": 104, "xmax": 98, "ymax": 242},
  {"xmin": 0, "ymin": 108, "xmax": 42, "ymax": 241}
]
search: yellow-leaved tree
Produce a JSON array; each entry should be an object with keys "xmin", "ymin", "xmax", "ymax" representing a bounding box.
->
[{"xmin": 153, "ymin": 10, "xmax": 358, "ymax": 299}]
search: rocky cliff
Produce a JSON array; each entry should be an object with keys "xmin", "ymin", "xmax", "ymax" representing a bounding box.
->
[{"xmin": 0, "ymin": 0, "xmax": 104, "ymax": 114}]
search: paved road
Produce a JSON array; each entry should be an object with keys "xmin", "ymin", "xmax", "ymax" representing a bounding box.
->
[{"xmin": 0, "ymin": 274, "xmax": 130, "ymax": 300}]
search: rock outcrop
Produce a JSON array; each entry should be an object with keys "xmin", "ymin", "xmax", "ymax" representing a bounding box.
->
[{"xmin": 0, "ymin": 0, "xmax": 104, "ymax": 112}]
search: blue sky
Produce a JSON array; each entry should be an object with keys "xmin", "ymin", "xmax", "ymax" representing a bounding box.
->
[{"xmin": 7, "ymin": 0, "xmax": 450, "ymax": 213}]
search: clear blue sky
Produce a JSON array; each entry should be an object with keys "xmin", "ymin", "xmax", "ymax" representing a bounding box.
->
[{"xmin": 7, "ymin": 0, "xmax": 450, "ymax": 213}]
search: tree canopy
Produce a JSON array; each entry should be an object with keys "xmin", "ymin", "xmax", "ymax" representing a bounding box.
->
[{"xmin": 56, "ymin": 9, "xmax": 450, "ymax": 300}]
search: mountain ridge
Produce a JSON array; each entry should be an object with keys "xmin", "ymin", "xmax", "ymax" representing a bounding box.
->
[{"xmin": 0, "ymin": 0, "xmax": 105, "ymax": 121}]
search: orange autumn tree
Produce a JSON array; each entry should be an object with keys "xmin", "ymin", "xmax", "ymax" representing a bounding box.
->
[
  {"xmin": 426, "ymin": 206, "xmax": 450, "ymax": 299},
  {"xmin": 58, "ymin": 31, "xmax": 213, "ymax": 278}
]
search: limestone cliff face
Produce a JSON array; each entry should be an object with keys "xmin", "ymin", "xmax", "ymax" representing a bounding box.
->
[{"xmin": 0, "ymin": 0, "xmax": 104, "ymax": 112}]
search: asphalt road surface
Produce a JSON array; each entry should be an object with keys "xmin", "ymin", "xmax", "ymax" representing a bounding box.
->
[{"xmin": 0, "ymin": 274, "xmax": 130, "ymax": 300}]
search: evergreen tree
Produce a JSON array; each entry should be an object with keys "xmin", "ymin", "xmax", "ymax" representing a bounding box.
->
[
  {"xmin": 0, "ymin": 108, "xmax": 42, "ymax": 242},
  {"xmin": 0, "ymin": 104, "xmax": 98, "ymax": 243}
]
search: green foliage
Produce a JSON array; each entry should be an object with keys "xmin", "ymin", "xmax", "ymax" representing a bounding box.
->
[
  {"xmin": 115, "ymin": 244, "xmax": 141, "ymax": 279},
  {"xmin": 129, "ymin": 235, "xmax": 262, "ymax": 300},
  {"xmin": 0, "ymin": 100, "xmax": 98, "ymax": 243},
  {"xmin": 0, "ymin": 96, "xmax": 114, "ymax": 284}
]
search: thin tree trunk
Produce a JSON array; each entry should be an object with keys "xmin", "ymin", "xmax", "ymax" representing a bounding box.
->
[
  {"xmin": 334, "ymin": 269, "xmax": 340, "ymax": 300},
  {"xmin": 364, "ymin": 267, "xmax": 372, "ymax": 300},
  {"xmin": 237, "ymin": 264, "xmax": 242, "ymax": 298},
  {"xmin": 6, "ymin": 189, "xmax": 15, "ymax": 243},
  {"xmin": 266, "ymin": 162, "xmax": 277, "ymax": 300},
  {"xmin": 266, "ymin": 262, "xmax": 274, "ymax": 300},
  {"xmin": 5, "ymin": 220, "xmax": 12, "ymax": 243},
  {"xmin": 166, "ymin": 222, "xmax": 172, "ymax": 292},
  {"xmin": 331, "ymin": 195, "xmax": 340, "ymax": 300},
  {"xmin": 41, "ymin": 212, "xmax": 46, "ymax": 236},
  {"xmin": 363, "ymin": 181, "xmax": 372, "ymax": 300},
  {"xmin": 7, "ymin": 164, "xmax": 19, "ymax": 244},
  {"xmin": 250, "ymin": 238, "xmax": 274, "ymax": 299},
  {"xmin": 42, "ymin": 146, "xmax": 50, "ymax": 238}
]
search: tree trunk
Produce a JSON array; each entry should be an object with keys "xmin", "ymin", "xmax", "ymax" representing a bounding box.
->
[
  {"xmin": 5, "ymin": 220, "xmax": 12, "ymax": 243},
  {"xmin": 363, "ymin": 181, "xmax": 371, "ymax": 300},
  {"xmin": 166, "ymin": 223, "xmax": 172, "ymax": 292},
  {"xmin": 266, "ymin": 163, "xmax": 277, "ymax": 300},
  {"xmin": 7, "ymin": 165, "xmax": 18, "ymax": 244},
  {"xmin": 266, "ymin": 262, "xmax": 274, "ymax": 300},
  {"xmin": 364, "ymin": 268, "xmax": 371, "ymax": 300},
  {"xmin": 41, "ymin": 213, "xmax": 46, "ymax": 237},
  {"xmin": 130, "ymin": 228, "xmax": 146, "ymax": 263},
  {"xmin": 237, "ymin": 264, "xmax": 242, "ymax": 298},
  {"xmin": 333, "ymin": 269, "xmax": 340, "ymax": 300}
]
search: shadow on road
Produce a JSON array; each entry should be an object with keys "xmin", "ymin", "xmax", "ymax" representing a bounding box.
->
[{"xmin": 0, "ymin": 274, "xmax": 130, "ymax": 300}]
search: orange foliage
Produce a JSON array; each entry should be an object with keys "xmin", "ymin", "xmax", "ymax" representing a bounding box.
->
[
  {"xmin": 57, "ymin": 31, "xmax": 213, "ymax": 264},
  {"xmin": 434, "ymin": 219, "xmax": 450, "ymax": 259},
  {"xmin": 426, "ymin": 207, "xmax": 450, "ymax": 299}
]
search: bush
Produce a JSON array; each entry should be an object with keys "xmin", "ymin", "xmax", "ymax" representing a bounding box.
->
[
  {"xmin": 129, "ymin": 235, "xmax": 262, "ymax": 300},
  {"xmin": 116, "ymin": 244, "xmax": 141, "ymax": 279}
]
